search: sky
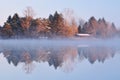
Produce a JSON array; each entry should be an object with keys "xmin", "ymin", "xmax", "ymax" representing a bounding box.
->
[{"xmin": 0, "ymin": 0, "xmax": 120, "ymax": 28}]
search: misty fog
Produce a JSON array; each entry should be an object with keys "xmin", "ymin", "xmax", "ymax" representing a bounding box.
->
[
  {"xmin": 0, "ymin": 38, "xmax": 120, "ymax": 74},
  {"xmin": 0, "ymin": 38, "xmax": 120, "ymax": 48}
]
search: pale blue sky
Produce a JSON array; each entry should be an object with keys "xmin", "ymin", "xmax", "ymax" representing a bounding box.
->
[{"xmin": 0, "ymin": 0, "xmax": 120, "ymax": 27}]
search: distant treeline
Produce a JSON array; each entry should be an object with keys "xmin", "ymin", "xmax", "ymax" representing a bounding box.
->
[{"xmin": 0, "ymin": 8, "xmax": 119, "ymax": 39}]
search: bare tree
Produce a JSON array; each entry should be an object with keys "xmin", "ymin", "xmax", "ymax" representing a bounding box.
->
[
  {"xmin": 62, "ymin": 8, "xmax": 74, "ymax": 25},
  {"xmin": 62, "ymin": 9, "xmax": 78, "ymax": 36},
  {"xmin": 23, "ymin": 7, "xmax": 35, "ymax": 18},
  {"xmin": 79, "ymin": 18, "xmax": 85, "ymax": 28}
]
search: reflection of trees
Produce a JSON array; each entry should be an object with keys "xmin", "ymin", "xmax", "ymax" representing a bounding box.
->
[
  {"xmin": 1, "ymin": 45, "xmax": 118, "ymax": 73},
  {"xmin": 23, "ymin": 62, "xmax": 35, "ymax": 74},
  {"xmin": 61, "ymin": 47, "xmax": 78, "ymax": 72},
  {"xmin": 78, "ymin": 46, "xmax": 116, "ymax": 64}
]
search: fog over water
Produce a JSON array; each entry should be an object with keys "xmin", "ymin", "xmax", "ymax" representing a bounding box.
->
[
  {"xmin": 0, "ymin": 38, "xmax": 120, "ymax": 80},
  {"xmin": 0, "ymin": 38, "xmax": 120, "ymax": 48}
]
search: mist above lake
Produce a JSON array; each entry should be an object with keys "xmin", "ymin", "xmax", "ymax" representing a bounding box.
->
[
  {"xmin": 0, "ymin": 38, "xmax": 120, "ymax": 48},
  {"xmin": 0, "ymin": 38, "xmax": 120, "ymax": 80},
  {"xmin": 0, "ymin": 38, "xmax": 120, "ymax": 73}
]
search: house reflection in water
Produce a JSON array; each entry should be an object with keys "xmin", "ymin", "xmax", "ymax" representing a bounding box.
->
[{"xmin": 0, "ymin": 45, "xmax": 118, "ymax": 73}]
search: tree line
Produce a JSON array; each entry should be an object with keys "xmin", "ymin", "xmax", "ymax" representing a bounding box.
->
[{"xmin": 0, "ymin": 8, "xmax": 118, "ymax": 39}]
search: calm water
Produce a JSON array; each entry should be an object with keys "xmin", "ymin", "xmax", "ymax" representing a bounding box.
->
[{"xmin": 0, "ymin": 39, "xmax": 120, "ymax": 80}]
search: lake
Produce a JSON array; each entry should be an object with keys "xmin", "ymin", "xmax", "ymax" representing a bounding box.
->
[{"xmin": 0, "ymin": 39, "xmax": 120, "ymax": 80}]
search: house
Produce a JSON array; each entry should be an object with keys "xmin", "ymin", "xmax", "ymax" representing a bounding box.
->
[{"xmin": 76, "ymin": 33, "xmax": 91, "ymax": 37}]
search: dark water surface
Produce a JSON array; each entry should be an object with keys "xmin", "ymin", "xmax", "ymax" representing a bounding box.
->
[{"xmin": 0, "ymin": 39, "xmax": 120, "ymax": 80}]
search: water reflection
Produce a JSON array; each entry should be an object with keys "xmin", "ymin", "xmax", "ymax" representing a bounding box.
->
[
  {"xmin": 78, "ymin": 46, "xmax": 116, "ymax": 64},
  {"xmin": 0, "ymin": 44, "xmax": 120, "ymax": 73}
]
